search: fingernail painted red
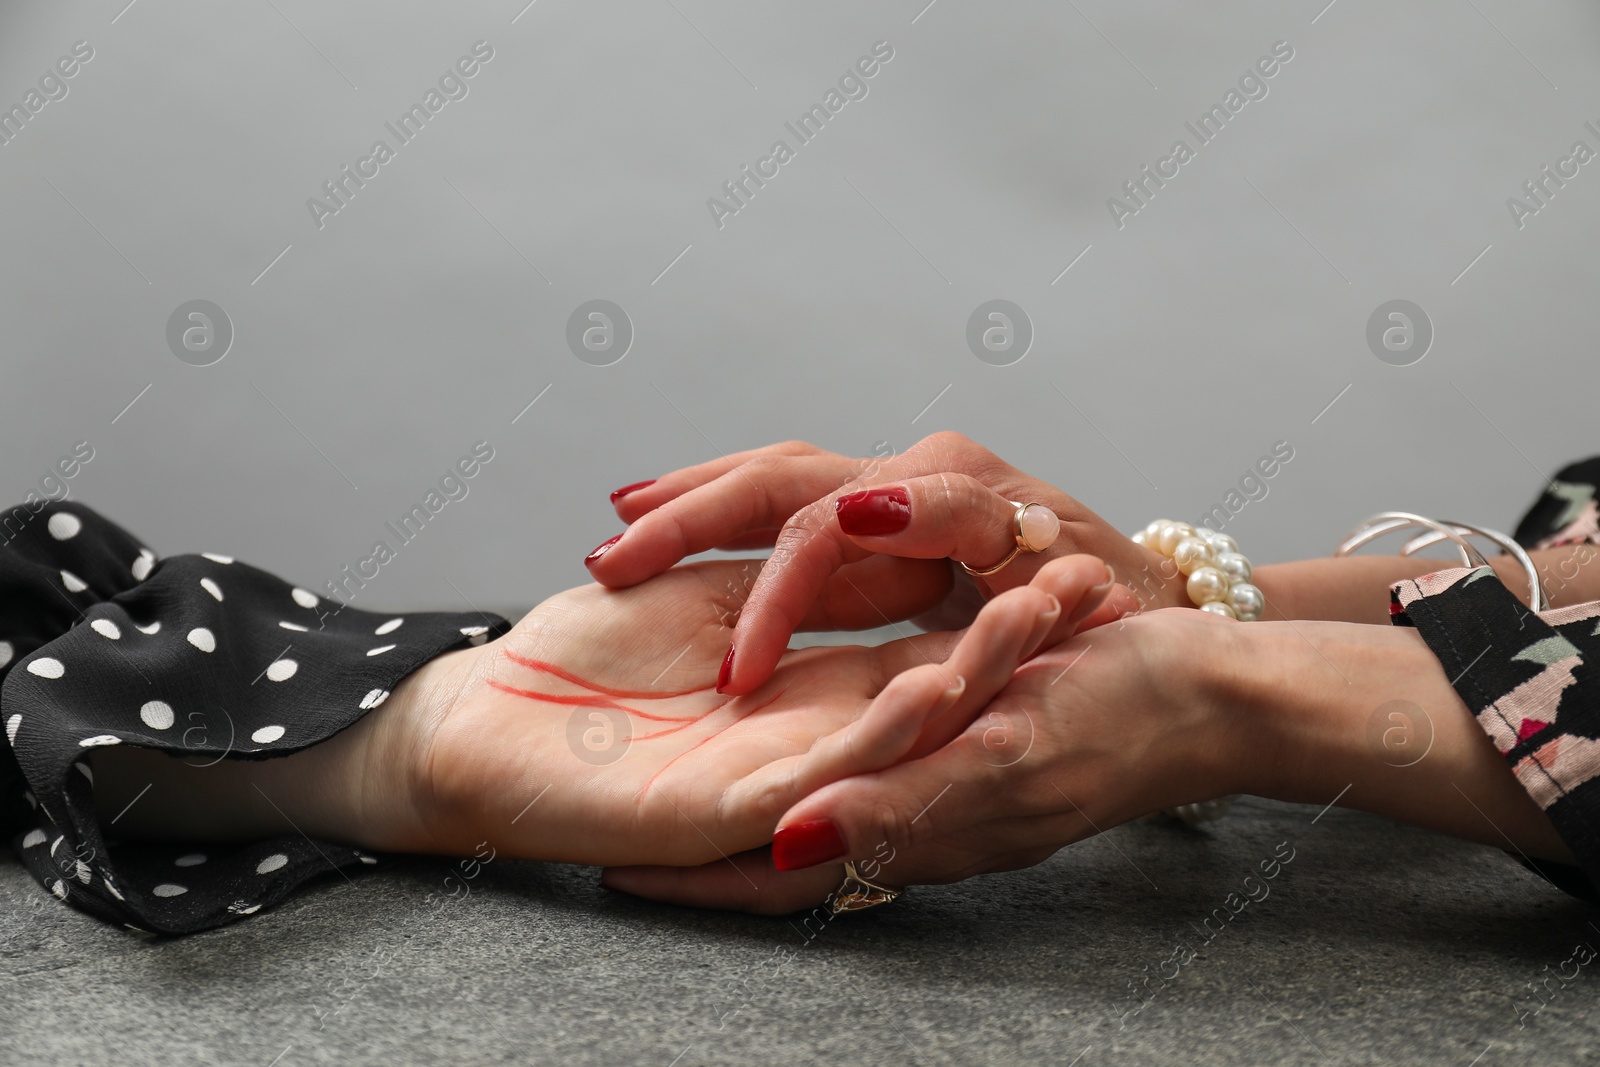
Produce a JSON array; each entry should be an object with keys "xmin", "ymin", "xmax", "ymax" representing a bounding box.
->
[
  {"xmin": 610, "ymin": 480, "xmax": 656, "ymax": 503},
  {"xmin": 772, "ymin": 819, "xmax": 847, "ymax": 871},
  {"xmin": 585, "ymin": 533, "xmax": 623, "ymax": 566},
  {"xmin": 836, "ymin": 487, "xmax": 911, "ymax": 536},
  {"xmin": 716, "ymin": 645, "xmax": 736, "ymax": 693}
]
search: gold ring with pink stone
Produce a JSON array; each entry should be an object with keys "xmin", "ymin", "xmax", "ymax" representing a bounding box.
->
[{"xmin": 960, "ymin": 501, "xmax": 1061, "ymax": 578}]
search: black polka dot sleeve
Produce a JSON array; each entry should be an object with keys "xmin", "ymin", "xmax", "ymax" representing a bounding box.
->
[{"xmin": 0, "ymin": 501, "xmax": 509, "ymax": 935}]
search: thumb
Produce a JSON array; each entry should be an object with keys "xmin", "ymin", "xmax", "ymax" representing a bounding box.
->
[{"xmin": 771, "ymin": 734, "xmax": 992, "ymax": 874}]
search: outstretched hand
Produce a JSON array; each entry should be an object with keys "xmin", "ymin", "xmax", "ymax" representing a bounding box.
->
[{"xmin": 404, "ymin": 555, "xmax": 1128, "ymax": 866}]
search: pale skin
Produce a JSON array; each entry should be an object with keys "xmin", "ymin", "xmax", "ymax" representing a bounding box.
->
[
  {"xmin": 591, "ymin": 434, "xmax": 1585, "ymax": 911},
  {"xmin": 588, "ymin": 434, "xmax": 1600, "ymax": 645},
  {"xmin": 90, "ymin": 433, "xmax": 1591, "ymax": 914},
  {"xmin": 91, "ymin": 559, "xmax": 1111, "ymax": 868}
]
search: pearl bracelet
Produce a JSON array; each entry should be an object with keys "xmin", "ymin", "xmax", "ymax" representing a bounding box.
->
[
  {"xmin": 1133, "ymin": 520, "xmax": 1262, "ymax": 827},
  {"xmin": 1133, "ymin": 519, "xmax": 1264, "ymax": 622}
]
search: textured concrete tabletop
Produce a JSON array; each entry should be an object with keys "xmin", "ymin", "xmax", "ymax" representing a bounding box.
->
[{"xmin": 3, "ymin": 796, "xmax": 1595, "ymax": 1066}]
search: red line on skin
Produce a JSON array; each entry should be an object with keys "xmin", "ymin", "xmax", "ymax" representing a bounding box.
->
[
  {"xmin": 629, "ymin": 695, "xmax": 738, "ymax": 736},
  {"xmin": 630, "ymin": 720, "xmax": 704, "ymax": 742},
  {"xmin": 485, "ymin": 679, "xmax": 702, "ymax": 723},
  {"xmin": 637, "ymin": 690, "xmax": 786, "ymax": 798},
  {"xmin": 501, "ymin": 649, "xmax": 713, "ymax": 699}
]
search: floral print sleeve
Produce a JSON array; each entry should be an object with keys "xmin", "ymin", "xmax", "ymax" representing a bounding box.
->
[{"xmin": 1390, "ymin": 457, "xmax": 1600, "ymax": 900}]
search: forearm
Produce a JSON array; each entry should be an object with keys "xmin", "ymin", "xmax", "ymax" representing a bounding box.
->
[
  {"xmin": 1229, "ymin": 621, "xmax": 1573, "ymax": 864},
  {"xmin": 1251, "ymin": 543, "xmax": 1600, "ymax": 625},
  {"xmin": 92, "ymin": 728, "xmax": 368, "ymax": 843},
  {"xmin": 91, "ymin": 657, "xmax": 451, "ymax": 849}
]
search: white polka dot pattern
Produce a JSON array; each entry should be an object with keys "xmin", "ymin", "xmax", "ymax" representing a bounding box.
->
[
  {"xmin": 0, "ymin": 503, "xmax": 508, "ymax": 934},
  {"xmin": 47, "ymin": 512, "xmax": 81, "ymax": 540},
  {"xmin": 140, "ymin": 701, "xmax": 175, "ymax": 730}
]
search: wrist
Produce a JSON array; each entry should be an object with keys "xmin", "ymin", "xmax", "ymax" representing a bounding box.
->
[
  {"xmin": 1184, "ymin": 616, "xmax": 1267, "ymax": 798},
  {"xmin": 1253, "ymin": 547, "xmax": 1571, "ymax": 626},
  {"xmin": 91, "ymin": 645, "xmax": 479, "ymax": 851},
  {"xmin": 1141, "ymin": 610, "xmax": 1267, "ymax": 802},
  {"xmin": 1117, "ymin": 543, "xmax": 1191, "ymax": 613},
  {"xmin": 1217, "ymin": 619, "xmax": 1575, "ymax": 862},
  {"xmin": 1218, "ymin": 620, "xmax": 1373, "ymax": 801}
]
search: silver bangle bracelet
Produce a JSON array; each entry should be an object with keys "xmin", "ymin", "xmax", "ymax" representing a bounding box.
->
[{"xmin": 1333, "ymin": 511, "xmax": 1544, "ymax": 612}]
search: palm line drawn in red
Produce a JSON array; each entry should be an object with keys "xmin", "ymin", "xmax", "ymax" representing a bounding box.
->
[
  {"xmin": 502, "ymin": 650, "xmax": 713, "ymax": 699},
  {"xmin": 490, "ymin": 649, "xmax": 785, "ymax": 741},
  {"xmin": 491, "ymin": 649, "xmax": 788, "ymax": 796}
]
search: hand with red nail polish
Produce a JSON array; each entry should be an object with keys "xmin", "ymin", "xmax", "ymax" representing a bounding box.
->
[
  {"xmin": 301, "ymin": 553, "xmax": 1109, "ymax": 873},
  {"xmin": 602, "ymin": 553, "xmax": 1225, "ymax": 910},
  {"xmin": 772, "ymin": 819, "xmax": 846, "ymax": 870},
  {"xmin": 585, "ymin": 533, "xmax": 623, "ymax": 567},
  {"xmin": 610, "ymin": 480, "xmax": 656, "ymax": 504},
  {"xmin": 835, "ymin": 487, "xmax": 911, "ymax": 536},
  {"xmin": 576, "ymin": 433, "xmax": 1186, "ymax": 697},
  {"xmin": 604, "ymin": 544, "xmax": 1579, "ymax": 914}
]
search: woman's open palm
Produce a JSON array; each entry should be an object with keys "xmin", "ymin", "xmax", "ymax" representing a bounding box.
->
[{"xmin": 400, "ymin": 558, "xmax": 1086, "ymax": 867}]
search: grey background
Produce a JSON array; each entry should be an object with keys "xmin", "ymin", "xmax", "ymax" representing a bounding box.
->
[
  {"xmin": 4, "ymin": 1, "xmax": 1600, "ymax": 1063},
  {"xmin": 3, "ymin": 0, "xmax": 1596, "ymax": 617}
]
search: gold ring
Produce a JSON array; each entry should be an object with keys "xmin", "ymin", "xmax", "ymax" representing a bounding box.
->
[
  {"xmin": 829, "ymin": 860, "xmax": 902, "ymax": 914},
  {"xmin": 959, "ymin": 501, "xmax": 1059, "ymax": 578}
]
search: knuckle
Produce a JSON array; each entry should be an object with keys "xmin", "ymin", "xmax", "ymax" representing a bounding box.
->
[
  {"xmin": 920, "ymin": 430, "xmax": 976, "ymax": 456},
  {"xmin": 766, "ymin": 511, "xmax": 828, "ymax": 573},
  {"xmin": 953, "ymin": 472, "xmax": 994, "ymax": 514},
  {"xmin": 738, "ymin": 768, "xmax": 798, "ymax": 826},
  {"xmin": 929, "ymin": 472, "xmax": 984, "ymax": 521},
  {"xmin": 740, "ymin": 454, "xmax": 793, "ymax": 482},
  {"xmin": 914, "ymin": 432, "xmax": 1007, "ymax": 484},
  {"xmin": 625, "ymin": 503, "xmax": 695, "ymax": 566},
  {"xmin": 929, "ymin": 473, "xmax": 1000, "ymax": 551},
  {"xmin": 784, "ymin": 498, "xmax": 833, "ymax": 540},
  {"xmin": 864, "ymin": 794, "xmax": 931, "ymax": 854}
]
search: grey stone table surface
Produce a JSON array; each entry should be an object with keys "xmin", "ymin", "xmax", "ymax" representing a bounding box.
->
[{"xmin": 1, "ymin": 797, "xmax": 1596, "ymax": 1066}]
